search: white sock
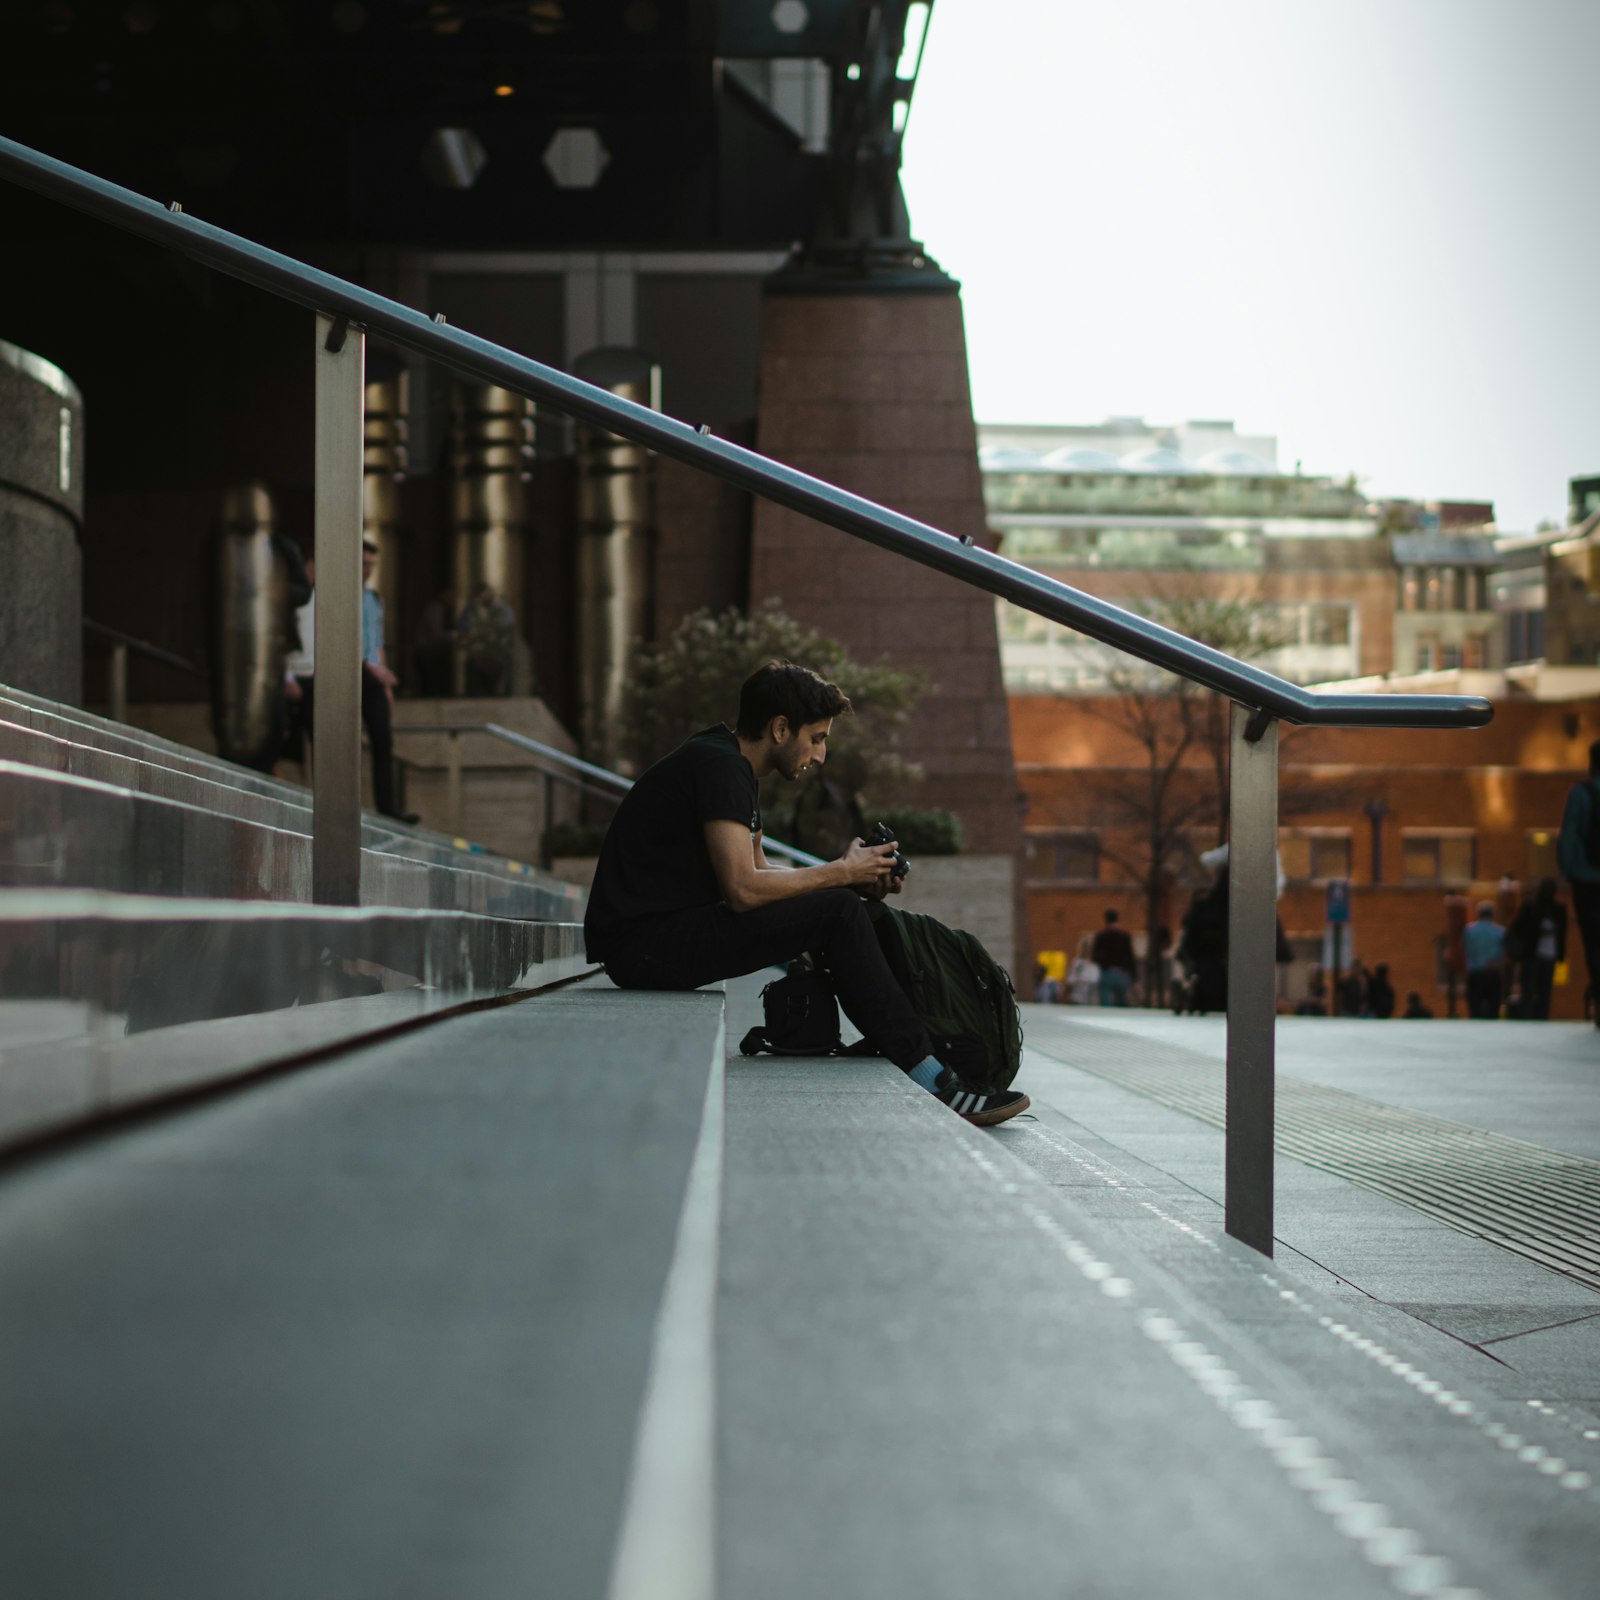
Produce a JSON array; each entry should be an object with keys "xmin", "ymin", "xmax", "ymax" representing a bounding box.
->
[{"xmin": 907, "ymin": 1055, "xmax": 944, "ymax": 1092}]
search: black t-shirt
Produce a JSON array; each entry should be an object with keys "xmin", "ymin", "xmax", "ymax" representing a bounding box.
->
[
  {"xmin": 1090, "ymin": 926, "xmax": 1135, "ymax": 974},
  {"xmin": 584, "ymin": 725, "xmax": 760, "ymax": 958}
]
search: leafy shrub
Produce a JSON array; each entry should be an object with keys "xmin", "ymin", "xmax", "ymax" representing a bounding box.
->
[
  {"xmin": 619, "ymin": 602, "xmax": 927, "ymax": 852},
  {"xmin": 874, "ymin": 805, "xmax": 964, "ymax": 856}
]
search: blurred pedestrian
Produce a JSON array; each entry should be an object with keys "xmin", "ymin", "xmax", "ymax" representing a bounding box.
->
[
  {"xmin": 1033, "ymin": 961, "xmax": 1063, "ymax": 1005},
  {"xmin": 1557, "ymin": 739, "xmax": 1600, "ymax": 1028},
  {"xmin": 1295, "ymin": 964, "xmax": 1328, "ymax": 1016},
  {"xmin": 1463, "ymin": 901, "xmax": 1506, "ymax": 1019},
  {"xmin": 1090, "ymin": 908, "xmax": 1136, "ymax": 1006},
  {"xmin": 1366, "ymin": 962, "xmax": 1396, "ymax": 1019},
  {"xmin": 1066, "ymin": 952, "xmax": 1101, "ymax": 1006},
  {"xmin": 1402, "ymin": 991, "xmax": 1435, "ymax": 1019},
  {"xmin": 1338, "ymin": 959, "xmax": 1368, "ymax": 1018},
  {"xmin": 1179, "ymin": 879, "xmax": 1228, "ymax": 1015},
  {"xmin": 413, "ymin": 586, "xmax": 458, "ymax": 697},
  {"xmin": 457, "ymin": 582, "xmax": 518, "ymax": 697},
  {"xmin": 1506, "ymin": 877, "xmax": 1566, "ymax": 1021}
]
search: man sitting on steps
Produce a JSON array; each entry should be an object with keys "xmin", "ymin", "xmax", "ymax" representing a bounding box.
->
[{"xmin": 584, "ymin": 660, "xmax": 1030, "ymax": 1126}]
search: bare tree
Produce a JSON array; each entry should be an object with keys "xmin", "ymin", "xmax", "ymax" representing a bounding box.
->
[{"xmin": 1074, "ymin": 581, "xmax": 1297, "ymax": 1004}]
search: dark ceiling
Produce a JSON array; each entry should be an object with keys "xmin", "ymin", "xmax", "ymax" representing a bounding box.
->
[{"xmin": 0, "ymin": 0, "xmax": 875, "ymax": 248}]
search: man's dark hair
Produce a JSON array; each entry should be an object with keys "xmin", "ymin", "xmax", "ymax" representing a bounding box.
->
[
  {"xmin": 1104, "ymin": 908, "xmax": 1119, "ymax": 924},
  {"xmin": 735, "ymin": 661, "xmax": 850, "ymax": 739},
  {"xmin": 1589, "ymin": 738, "xmax": 1600, "ymax": 775}
]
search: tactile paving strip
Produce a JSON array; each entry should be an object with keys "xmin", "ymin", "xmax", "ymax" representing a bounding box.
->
[{"xmin": 1026, "ymin": 1018, "xmax": 1600, "ymax": 1293}]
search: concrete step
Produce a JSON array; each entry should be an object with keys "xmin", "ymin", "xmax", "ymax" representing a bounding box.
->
[
  {"xmin": 717, "ymin": 973, "xmax": 1598, "ymax": 1600},
  {"xmin": 0, "ymin": 975, "xmax": 725, "ymax": 1600},
  {"xmin": 0, "ymin": 888, "xmax": 593, "ymax": 1148}
]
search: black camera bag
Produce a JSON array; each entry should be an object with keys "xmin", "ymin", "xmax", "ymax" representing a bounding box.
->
[{"xmin": 739, "ymin": 961, "xmax": 842, "ymax": 1057}]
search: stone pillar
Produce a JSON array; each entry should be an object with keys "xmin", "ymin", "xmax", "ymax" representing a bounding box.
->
[
  {"xmin": 0, "ymin": 341, "xmax": 84, "ymax": 704},
  {"xmin": 749, "ymin": 290, "xmax": 1024, "ymax": 960}
]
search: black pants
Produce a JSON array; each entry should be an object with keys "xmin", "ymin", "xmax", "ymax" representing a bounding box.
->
[
  {"xmin": 1518, "ymin": 957, "xmax": 1555, "ymax": 1021},
  {"xmin": 295, "ymin": 672, "xmax": 399, "ymax": 818},
  {"xmin": 601, "ymin": 890, "xmax": 933, "ymax": 1070},
  {"xmin": 1466, "ymin": 966, "xmax": 1502, "ymax": 1019},
  {"xmin": 1573, "ymin": 885, "xmax": 1600, "ymax": 1023}
]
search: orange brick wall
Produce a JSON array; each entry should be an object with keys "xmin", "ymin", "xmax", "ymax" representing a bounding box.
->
[{"xmin": 1013, "ymin": 694, "xmax": 1600, "ymax": 1017}]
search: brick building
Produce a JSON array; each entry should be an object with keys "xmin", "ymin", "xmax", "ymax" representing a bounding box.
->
[{"xmin": 1013, "ymin": 690, "xmax": 1600, "ymax": 1019}]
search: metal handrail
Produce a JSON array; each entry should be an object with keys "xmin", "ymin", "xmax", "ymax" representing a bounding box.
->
[
  {"xmin": 82, "ymin": 618, "xmax": 200, "ymax": 677},
  {"xmin": 0, "ymin": 134, "xmax": 1490, "ymax": 733},
  {"xmin": 395, "ymin": 721, "xmax": 825, "ymax": 867}
]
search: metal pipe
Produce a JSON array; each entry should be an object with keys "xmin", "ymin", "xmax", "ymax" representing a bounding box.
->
[
  {"xmin": 0, "ymin": 134, "xmax": 1491, "ymax": 732},
  {"xmin": 1225, "ymin": 706, "xmax": 1280, "ymax": 1255},
  {"xmin": 313, "ymin": 315, "xmax": 366, "ymax": 907}
]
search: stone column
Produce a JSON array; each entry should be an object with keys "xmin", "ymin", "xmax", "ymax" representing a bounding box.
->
[
  {"xmin": 0, "ymin": 341, "xmax": 84, "ymax": 704},
  {"xmin": 749, "ymin": 289, "xmax": 1024, "ymax": 965}
]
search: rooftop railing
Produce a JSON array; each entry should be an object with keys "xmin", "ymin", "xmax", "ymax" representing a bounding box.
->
[{"xmin": 0, "ymin": 132, "xmax": 1492, "ymax": 1255}]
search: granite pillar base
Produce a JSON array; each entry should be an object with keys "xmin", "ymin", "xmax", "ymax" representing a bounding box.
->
[{"xmin": 749, "ymin": 290, "xmax": 1025, "ymax": 969}]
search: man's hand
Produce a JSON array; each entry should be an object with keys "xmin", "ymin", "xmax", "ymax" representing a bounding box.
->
[
  {"xmin": 854, "ymin": 873, "xmax": 906, "ymax": 902},
  {"xmin": 284, "ymin": 676, "xmax": 303, "ymax": 703},
  {"xmin": 365, "ymin": 661, "xmax": 399, "ymax": 690},
  {"xmin": 838, "ymin": 836, "xmax": 899, "ymax": 889}
]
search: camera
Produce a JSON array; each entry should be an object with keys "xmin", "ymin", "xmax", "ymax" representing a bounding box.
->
[{"xmin": 865, "ymin": 821, "xmax": 910, "ymax": 882}]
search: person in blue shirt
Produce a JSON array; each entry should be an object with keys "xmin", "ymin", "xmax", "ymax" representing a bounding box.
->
[
  {"xmin": 1557, "ymin": 739, "xmax": 1600, "ymax": 1026},
  {"xmin": 1462, "ymin": 901, "xmax": 1506, "ymax": 1019}
]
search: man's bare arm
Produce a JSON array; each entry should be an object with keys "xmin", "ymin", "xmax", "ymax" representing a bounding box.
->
[{"xmin": 705, "ymin": 819, "xmax": 894, "ymax": 912}]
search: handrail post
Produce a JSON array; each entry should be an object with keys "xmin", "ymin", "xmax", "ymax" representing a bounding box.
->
[
  {"xmin": 1225, "ymin": 702, "xmax": 1278, "ymax": 1254},
  {"xmin": 312, "ymin": 313, "xmax": 365, "ymax": 906},
  {"xmin": 447, "ymin": 729, "xmax": 463, "ymax": 835},
  {"xmin": 107, "ymin": 642, "xmax": 127, "ymax": 724}
]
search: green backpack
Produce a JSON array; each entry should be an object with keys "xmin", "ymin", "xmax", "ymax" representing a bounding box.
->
[{"xmin": 874, "ymin": 908, "xmax": 1024, "ymax": 1091}]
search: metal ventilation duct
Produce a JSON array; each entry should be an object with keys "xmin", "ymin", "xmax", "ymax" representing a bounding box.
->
[
  {"xmin": 449, "ymin": 382, "xmax": 534, "ymax": 694},
  {"xmin": 209, "ymin": 482, "xmax": 290, "ymax": 769},
  {"xmin": 572, "ymin": 347, "xmax": 659, "ymax": 768}
]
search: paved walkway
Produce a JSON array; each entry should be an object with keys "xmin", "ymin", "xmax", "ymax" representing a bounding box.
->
[
  {"xmin": 1019, "ymin": 1007, "xmax": 1600, "ymax": 1388},
  {"xmin": 721, "ymin": 987, "xmax": 1600, "ymax": 1600}
]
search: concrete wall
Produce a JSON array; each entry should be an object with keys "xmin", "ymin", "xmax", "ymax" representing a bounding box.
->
[{"xmin": 0, "ymin": 343, "xmax": 84, "ymax": 704}]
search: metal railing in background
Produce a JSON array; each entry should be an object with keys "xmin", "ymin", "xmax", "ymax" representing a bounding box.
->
[
  {"xmin": 0, "ymin": 132, "xmax": 1494, "ymax": 1255},
  {"xmin": 394, "ymin": 722, "xmax": 824, "ymax": 869},
  {"xmin": 82, "ymin": 618, "xmax": 202, "ymax": 723}
]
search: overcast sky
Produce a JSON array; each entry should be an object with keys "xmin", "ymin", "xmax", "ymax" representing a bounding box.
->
[{"xmin": 901, "ymin": 0, "xmax": 1598, "ymax": 530}]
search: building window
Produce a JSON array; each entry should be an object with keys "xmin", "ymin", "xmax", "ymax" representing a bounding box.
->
[
  {"xmin": 1463, "ymin": 632, "xmax": 1488, "ymax": 670},
  {"xmin": 1025, "ymin": 830, "xmax": 1099, "ymax": 882},
  {"xmin": 1438, "ymin": 643, "xmax": 1463, "ymax": 671},
  {"xmin": 1505, "ymin": 610, "xmax": 1544, "ymax": 664},
  {"xmin": 1309, "ymin": 604, "xmax": 1352, "ymax": 647},
  {"xmin": 1402, "ymin": 832, "xmax": 1475, "ymax": 884},
  {"xmin": 1280, "ymin": 830, "xmax": 1353, "ymax": 883},
  {"xmin": 1415, "ymin": 635, "xmax": 1438, "ymax": 671}
]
